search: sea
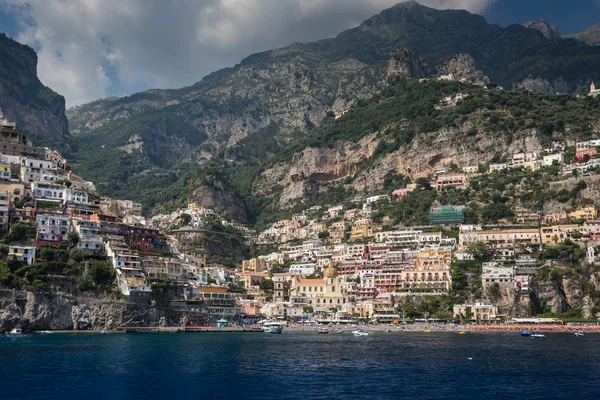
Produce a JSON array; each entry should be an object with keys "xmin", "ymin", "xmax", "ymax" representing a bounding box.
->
[{"xmin": 1, "ymin": 331, "xmax": 599, "ymax": 400}]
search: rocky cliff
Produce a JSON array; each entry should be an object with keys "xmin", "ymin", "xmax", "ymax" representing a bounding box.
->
[
  {"xmin": 0, "ymin": 290, "xmax": 182, "ymax": 332},
  {"xmin": 0, "ymin": 34, "xmax": 69, "ymax": 143}
]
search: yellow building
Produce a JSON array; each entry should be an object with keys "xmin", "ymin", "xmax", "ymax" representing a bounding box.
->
[
  {"xmin": 242, "ymin": 257, "xmax": 266, "ymax": 272},
  {"xmin": 289, "ymin": 267, "xmax": 348, "ymax": 310},
  {"xmin": 0, "ymin": 163, "xmax": 10, "ymax": 180},
  {"xmin": 0, "ymin": 181, "xmax": 26, "ymax": 203},
  {"xmin": 415, "ymin": 249, "xmax": 453, "ymax": 270},
  {"xmin": 476, "ymin": 229, "xmax": 540, "ymax": 246},
  {"xmin": 569, "ymin": 206, "xmax": 597, "ymax": 221},
  {"xmin": 540, "ymin": 224, "xmax": 585, "ymax": 244},
  {"xmin": 350, "ymin": 218, "xmax": 382, "ymax": 241}
]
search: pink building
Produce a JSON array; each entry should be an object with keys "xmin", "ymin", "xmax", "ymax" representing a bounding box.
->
[
  {"xmin": 436, "ymin": 174, "xmax": 467, "ymax": 189},
  {"xmin": 576, "ymin": 148, "xmax": 597, "ymax": 161}
]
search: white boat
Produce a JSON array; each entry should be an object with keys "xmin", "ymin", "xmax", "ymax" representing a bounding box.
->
[
  {"xmin": 41, "ymin": 330, "xmax": 53, "ymax": 335},
  {"xmin": 353, "ymin": 329, "xmax": 368, "ymax": 337},
  {"xmin": 575, "ymin": 331, "xmax": 585, "ymax": 337},
  {"xmin": 6, "ymin": 328, "xmax": 24, "ymax": 338},
  {"xmin": 100, "ymin": 329, "xmax": 109, "ymax": 335},
  {"xmin": 530, "ymin": 333, "xmax": 546, "ymax": 339},
  {"xmin": 262, "ymin": 322, "xmax": 283, "ymax": 334}
]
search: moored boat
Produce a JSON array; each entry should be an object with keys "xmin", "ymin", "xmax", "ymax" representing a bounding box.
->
[
  {"xmin": 100, "ymin": 329, "xmax": 109, "ymax": 335},
  {"xmin": 316, "ymin": 327, "xmax": 329, "ymax": 334},
  {"xmin": 263, "ymin": 322, "xmax": 283, "ymax": 334},
  {"xmin": 353, "ymin": 329, "xmax": 368, "ymax": 337},
  {"xmin": 6, "ymin": 328, "xmax": 24, "ymax": 338},
  {"xmin": 531, "ymin": 333, "xmax": 546, "ymax": 339},
  {"xmin": 520, "ymin": 331, "xmax": 531, "ymax": 337},
  {"xmin": 41, "ymin": 330, "xmax": 53, "ymax": 335},
  {"xmin": 575, "ymin": 331, "xmax": 584, "ymax": 337}
]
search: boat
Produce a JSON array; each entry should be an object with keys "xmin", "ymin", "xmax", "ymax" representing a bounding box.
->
[
  {"xmin": 423, "ymin": 329, "xmax": 431, "ymax": 333},
  {"xmin": 520, "ymin": 331, "xmax": 531, "ymax": 337},
  {"xmin": 459, "ymin": 331, "xmax": 466, "ymax": 335},
  {"xmin": 332, "ymin": 328, "xmax": 344, "ymax": 334},
  {"xmin": 262, "ymin": 321, "xmax": 283, "ymax": 334},
  {"xmin": 531, "ymin": 333, "xmax": 546, "ymax": 339},
  {"xmin": 41, "ymin": 330, "xmax": 53, "ymax": 335},
  {"xmin": 575, "ymin": 331, "xmax": 585, "ymax": 337},
  {"xmin": 316, "ymin": 327, "xmax": 329, "ymax": 334},
  {"xmin": 353, "ymin": 329, "xmax": 368, "ymax": 337},
  {"xmin": 100, "ymin": 329, "xmax": 109, "ymax": 335},
  {"xmin": 6, "ymin": 328, "xmax": 24, "ymax": 338}
]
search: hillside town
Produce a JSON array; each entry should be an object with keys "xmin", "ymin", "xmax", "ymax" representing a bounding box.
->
[{"xmin": 5, "ymin": 109, "xmax": 600, "ymax": 326}]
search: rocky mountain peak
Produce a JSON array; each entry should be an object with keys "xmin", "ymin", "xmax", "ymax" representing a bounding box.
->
[
  {"xmin": 565, "ymin": 24, "xmax": 600, "ymax": 46},
  {"xmin": 387, "ymin": 48, "xmax": 425, "ymax": 78},
  {"xmin": 523, "ymin": 19, "xmax": 561, "ymax": 39}
]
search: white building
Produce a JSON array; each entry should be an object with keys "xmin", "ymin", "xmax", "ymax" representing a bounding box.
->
[
  {"xmin": 8, "ymin": 245, "xmax": 36, "ymax": 265},
  {"xmin": 289, "ymin": 263, "xmax": 317, "ymax": 276},
  {"xmin": 64, "ymin": 188, "xmax": 89, "ymax": 204},
  {"xmin": 33, "ymin": 182, "xmax": 66, "ymax": 201},
  {"xmin": 36, "ymin": 214, "xmax": 71, "ymax": 242},
  {"xmin": 365, "ymin": 195, "xmax": 390, "ymax": 205},
  {"xmin": 489, "ymin": 163, "xmax": 508, "ymax": 173},
  {"xmin": 482, "ymin": 263, "xmax": 515, "ymax": 288},
  {"xmin": 22, "ymin": 158, "xmax": 55, "ymax": 170},
  {"xmin": 542, "ymin": 153, "xmax": 564, "ymax": 167}
]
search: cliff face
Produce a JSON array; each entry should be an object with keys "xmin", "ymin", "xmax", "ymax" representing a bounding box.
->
[
  {"xmin": 0, "ymin": 291, "xmax": 181, "ymax": 332},
  {"xmin": 0, "ymin": 34, "xmax": 69, "ymax": 142},
  {"xmin": 253, "ymin": 122, "xmax": 543, "ymax": 206}
]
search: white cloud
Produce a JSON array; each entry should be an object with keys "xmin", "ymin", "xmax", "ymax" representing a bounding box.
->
[{"xmin": 0, "ymin": 0, "xmax": 495, "ymax": 106}]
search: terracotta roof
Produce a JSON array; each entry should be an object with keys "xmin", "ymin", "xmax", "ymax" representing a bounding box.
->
[{"xmin": 298, "ymin": 279, "xmax": 325, "ymax": 285}]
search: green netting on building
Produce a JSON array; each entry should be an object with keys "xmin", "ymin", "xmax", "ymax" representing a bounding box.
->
[{"xmin": 430, "ymin": 205, "xmax": 465, "ymax": 225}]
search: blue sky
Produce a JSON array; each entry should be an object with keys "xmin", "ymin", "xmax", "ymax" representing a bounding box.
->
[{"xmin": 0, "ymin": 0, "xmax": 598, "ymax": 107}]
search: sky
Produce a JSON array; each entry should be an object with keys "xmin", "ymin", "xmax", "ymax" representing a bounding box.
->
[{"xmin": 0, "ymin": 0, "xmax": 598, "ymax": 107}]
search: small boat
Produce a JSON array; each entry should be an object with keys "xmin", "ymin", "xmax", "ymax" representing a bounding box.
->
[
  {"xmin": 316, "ymin": 327, "xmax": 329, "ymax": 334},
  {"xmin": 531, "ymin": 333, "xmax": 546, "ymax": 339},
  {"xmin": 41, "ymin": 330, "xmax": 53, "ymax": 335},
  {"xmin": 332, "ymin": 328, "xmax": 344, "ymax": 334},
  {"xmin": 459, "ymin": 331, "xmax": 466, "ymax": 335},
  {"xmin": 6, "ymin": 328, "xmax": 25, "ymax": 338},
  {"xmin": 353, "ymin": 329, "xmax": 368, "ymax": 337},
  {"xmin": 263, "ymin": 322, "xmax": 283, "ymax": 334},
  {"xmin": 520, "ymin": 331, "xmax": 531, "ymax": 337},
  {"xmin": 100, "ymin": 329, "xmax": 109, "ymax": 335},
  {"xmin": 423, "ymin": 329, "xmax": 431, "ymax": 333},
  {"xmin": 575, "ymin": 331, "xmax": 585, "ymax": 337}
]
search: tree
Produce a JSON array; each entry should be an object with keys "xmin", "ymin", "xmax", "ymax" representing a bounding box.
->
[
  {"xmin": 302, "ymin": 306, "xmax": 314, "ymax": 315},
  {"xmin": 68, "ymin": 232, "xmax": 80, "ymax": 247},
  {"xmin": 260, "ymin": 278, "xmax": 274, "ymax": 292},
  {"xmin": 318, "ymin": 230, "xmax": 330, "ymax": 240},
  {"xmin": 468, "ymin": 242, "xmax": 491, "ymax": 262},
  {"xmin": 179, "ymin": 213, "xmax": 192, "ymax": 225},
  {"xmin": 88, "ymin": 261, "xmax": 116, "ymax": 288}
]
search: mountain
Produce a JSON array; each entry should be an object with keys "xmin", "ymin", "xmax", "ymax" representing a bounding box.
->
[
  {"xmin": 65, "ymin": 1, "xmax": 600, "ymax": 221},
  {"xmin": 0, "ymin": 33, "xmax": 69, "ymax": 144},
  {"xmin": 565, "ymin": 24, "xmax": 600, "ymax": 46},
  {"xmin": 522, "ymin": 20, "xmax": 561, "ymax": 40}
]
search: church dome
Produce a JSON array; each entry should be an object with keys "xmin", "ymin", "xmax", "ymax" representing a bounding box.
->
[{"xmin": 323, "ymin": 266, "xmax": 338, "ymax": 278}]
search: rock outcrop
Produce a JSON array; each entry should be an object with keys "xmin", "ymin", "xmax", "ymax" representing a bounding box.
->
[
  {"xmin": 0, "ymin": 33, "xmax": 69, "ymax": 142},
  {"xmin": 387, "ymin": 48, "xmax": 426, "ymax": 79},
  {"xmin": 0, "ymin": 290, "xmax": 182, "ymax": 332},
  {"xmin": 523, "ymin": 20, "xmax": 561, "ymax": 40}
]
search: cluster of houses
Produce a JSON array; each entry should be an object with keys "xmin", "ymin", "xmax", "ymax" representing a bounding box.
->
[{"xmin": 0, "ymin": 118, "xmax": 222, "ymax": 304}]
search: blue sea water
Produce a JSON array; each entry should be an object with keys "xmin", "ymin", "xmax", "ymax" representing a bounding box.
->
[{"xmin": 1, "ymin": 331, "xmax": 599, "ymax": 400}]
